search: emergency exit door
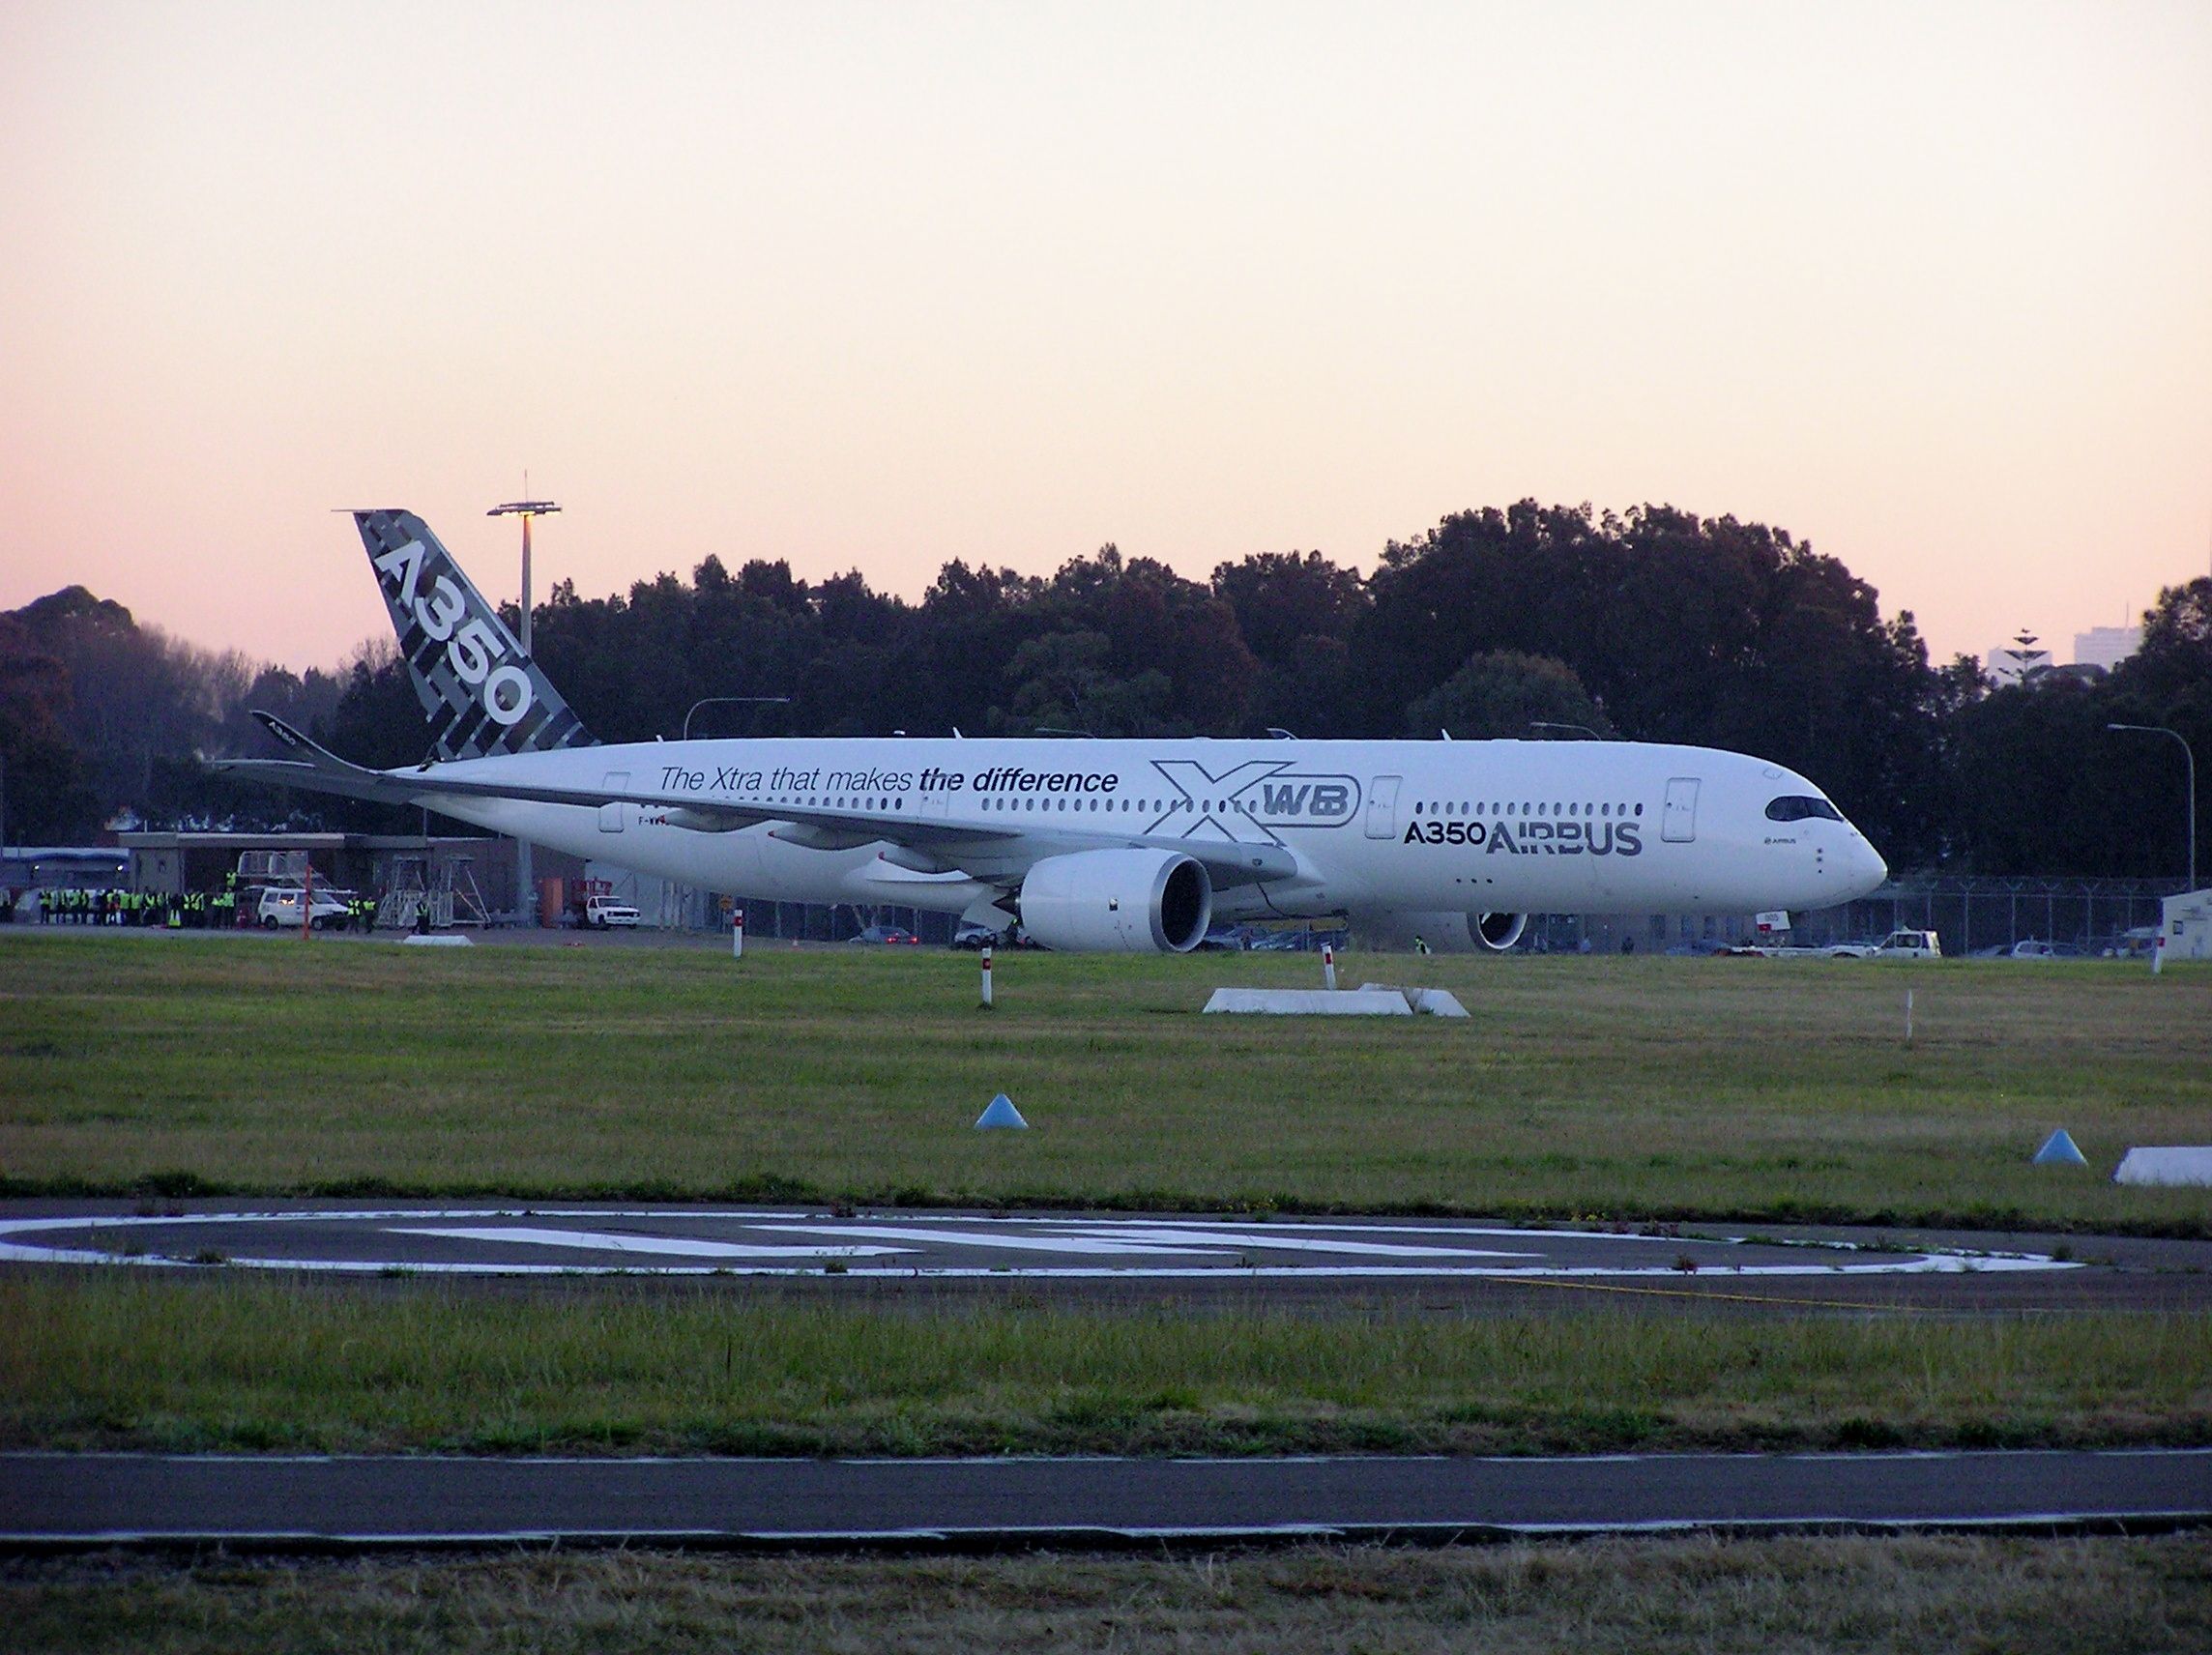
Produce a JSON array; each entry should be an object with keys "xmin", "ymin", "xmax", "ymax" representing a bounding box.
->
[
  {"xmin": 1661, "ymin": 776, "xmax": 1700, "ymax": 842},
  {"xmin": 1366, "ymin": 775, "xmax": 1402, "ymax": 839},
  {"xmin": 599, "ymin": 772, "xmax": 628, "ymax": 832}
]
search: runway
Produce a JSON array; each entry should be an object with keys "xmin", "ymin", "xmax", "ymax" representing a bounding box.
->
[
  {"xmin": 7, "ymin": 1201, "xmax": 2205, "ymax": 1312},
  {"xmin": 0, "ymin": 1202, "xmax": 2098, "ymax": 1278},
  {"xmin": 5, "ymin": 1449, "xmax": 2206, "ymax": 1551}
]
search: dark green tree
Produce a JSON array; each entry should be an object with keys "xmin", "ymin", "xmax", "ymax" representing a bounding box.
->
[{"xmin": 1404, "ymin": 651, "xmax": 1614, "ymax": 740}]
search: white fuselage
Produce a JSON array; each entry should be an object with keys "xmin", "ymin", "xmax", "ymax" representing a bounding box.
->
[{"xmin": 404, "ymin": 735, "xmax": 1888, "ymax": 923}]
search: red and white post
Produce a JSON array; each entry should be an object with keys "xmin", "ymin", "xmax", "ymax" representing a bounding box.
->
[
  {"xmin": 1322, "ymin": 941, "xmax": 1337, "ymax": 992},
  {"xmin": 979, "ymin": 944, "xmax": 995, "ymax": 1009},
  {"xmin": 732, "ymin": 907, "xmax": 744, "ymax": 960}
]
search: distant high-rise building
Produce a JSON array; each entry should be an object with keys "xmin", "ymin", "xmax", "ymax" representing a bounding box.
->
[
  {"xmin": 2074, "ymin": 624, "xmax": 2141, "ymax": 671},
  {"xmin": 1988, "ymin": 629, "xmax": 2052, "ymax": 687}
]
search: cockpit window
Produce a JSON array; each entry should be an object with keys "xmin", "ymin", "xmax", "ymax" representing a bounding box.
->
[{"xmin": 1765, "ymin": 795, "xmax": 1844, "ymax": 823}]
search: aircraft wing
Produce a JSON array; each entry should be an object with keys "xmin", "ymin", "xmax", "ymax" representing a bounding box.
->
[{"xmin": 210, "ymin": 713, "xmax": 1295, "ymax": 886}]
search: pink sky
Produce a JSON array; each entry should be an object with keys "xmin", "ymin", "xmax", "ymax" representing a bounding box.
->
[{"xmin": 3, "ymin": 1, "xmax": 2207, "ymax": 675}]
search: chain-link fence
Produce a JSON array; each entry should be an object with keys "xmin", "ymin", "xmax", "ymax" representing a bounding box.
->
[
  {"xmin": 1532, "ymin": 877, "xmax": 2187, "ymax": 957},
  {"xmin": 596, "ymin": 877, "xmax": 2190, "ymax": 956}
]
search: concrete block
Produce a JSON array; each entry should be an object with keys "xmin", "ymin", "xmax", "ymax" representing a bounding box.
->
[
  {"xmin": 1203, "ymin": 989, "xmax": 1413, "ymax": 1015},
  {"xmin": 1357, "ymin": 984, "xmax": 1470, "ymax": 1017},
  {"xmin": 2113, "ymin": 1147, "xmax": 2212, "ymax": 1186}
]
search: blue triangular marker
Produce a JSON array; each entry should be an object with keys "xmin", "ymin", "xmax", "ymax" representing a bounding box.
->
[
  {"xmin": 2032, "ymin": 1129, "xmax": 2087, "ymax": 1166},
  {"xmin": 975, "ymin": 1093, "xmax": 1029, "ymax": 1130}
]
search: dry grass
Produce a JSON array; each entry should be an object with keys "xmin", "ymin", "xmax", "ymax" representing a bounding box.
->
[
  {"xmin": 5, "ymin": 1533, "xmax": 2208, "ymax": 1653},
  {"xmin": 3, "ymin": 934, "xmax": 2209, "ymax": 1231},
  {"xmin": 6, "ymin": 1274, "xmax": 2207, "ymax": 1457}
]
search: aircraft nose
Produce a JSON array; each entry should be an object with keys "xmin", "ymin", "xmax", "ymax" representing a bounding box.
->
[{"xmin": 1848, "ymin": 834, "xmax": 1888, "ymax": 897}]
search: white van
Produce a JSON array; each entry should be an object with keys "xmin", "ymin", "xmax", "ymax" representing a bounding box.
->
[{"xmin": 258, "ymin": 886, "xmax": 353, "ymax": 930}]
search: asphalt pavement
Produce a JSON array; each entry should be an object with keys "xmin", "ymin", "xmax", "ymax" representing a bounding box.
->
[
  {"xmin": 5, "ymin": 1449, "xmax": 2205, "ymax": 1551},
  {"xmin": 7, "ymin": 1202, "xmax": 2205, "ymax": 1313}
]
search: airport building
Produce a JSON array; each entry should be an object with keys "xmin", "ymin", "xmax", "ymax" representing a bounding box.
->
[
  {"xmin": 2164, "ymin": 887, "xmax": 2212, "ymax": 961},
  {"xmin": 0, "ymin": 845, "xmax": 130, "ymax": 893},
  {"xmin": 115, "ymin": 831, "xmax": 583, "ymax": 925}
]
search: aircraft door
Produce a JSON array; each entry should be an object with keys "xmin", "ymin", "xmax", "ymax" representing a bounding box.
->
[
  {"xmin": 1661, "ymin": 776, "xmax": 1700, "ymax": 843},
  {"xmin": 599, "ymin": 771, "xmax": 628, "ymax": 833},
  {"xmin": 1366, "ymin": 775, "xmax": 1402, "ymax": 839}
]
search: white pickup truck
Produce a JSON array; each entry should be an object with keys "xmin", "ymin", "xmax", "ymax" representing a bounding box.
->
[
  {"xmin": 1824, "ymin": 928, "xmax": 1942, "ymax": 960},
  {"xmin": 581, "ymin": 894, "xmax": 640, "ymax": 929}
]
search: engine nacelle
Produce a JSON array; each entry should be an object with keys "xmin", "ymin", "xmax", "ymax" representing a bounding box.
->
[
  {"xmin": 1017, "ymin": 849, "xmax": 1213, "ymax": 953},
  {"xmin": 1473, "ymin": 911, "xmax": 1528, "ymax": 951},
  {"xmin": 1354, "ymin": 910, "xmax": 1529, "ymax": 952}
]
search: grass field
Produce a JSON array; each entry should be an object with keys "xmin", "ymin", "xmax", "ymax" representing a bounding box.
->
[
  {"xmin": 7, "ymin": 1534, "xmax": 2208, "ymax": 1654},
  {"xmin": 6, "ymin": 1275, "xmax": 2208, "ymax": 1457},
  {"xmin": 3, "ymin": 933, "xmax": 2207, "ymax": 1232}
]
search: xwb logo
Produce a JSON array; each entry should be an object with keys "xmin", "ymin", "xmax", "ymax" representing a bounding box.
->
[{"xmin": 1150, "ymin": 760, "xmax": 1361, "ymax": 844}]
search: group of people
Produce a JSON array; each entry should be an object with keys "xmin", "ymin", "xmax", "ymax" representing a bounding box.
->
[
  {"xmin": 23, "ymin": 886, "xmax": 388, "ymax": 931},
  {"xmin": 30, "ymin": 886, "xmax": 238, "ymax": 927}
]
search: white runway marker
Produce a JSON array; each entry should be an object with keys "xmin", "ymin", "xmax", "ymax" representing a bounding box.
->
[
  {"xmin": 1077, "ymin": 1225, "xmax": 1536, "ymax": 1260},
  {"xmin": 389, "ymin": 1227, "xmax": 910, "ymax": 1260},
  {"xmin": 750, "ymin": 1223, "xmax": 1235, "ymax": 1257}
]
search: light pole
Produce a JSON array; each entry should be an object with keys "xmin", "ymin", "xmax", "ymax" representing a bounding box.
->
[
  {"xmin": 2108, "ymin": 723, "xmax": 2197, "ymax": 892},
  {"xmin": 489, "ymin": 496, "xmax": 561, "ymax": 923},
  {"xmin": 683, "ymin": 696, "xmax": 792, "ymax": 741}
]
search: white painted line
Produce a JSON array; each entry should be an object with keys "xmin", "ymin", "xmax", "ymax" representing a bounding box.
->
[
  {"xmin": 388, "ymin": 1227, "xmax": 911, "ymax": 1261},
  {"xmin": 746, "ymin": 1223, "xmax": 1238, "ymax": 1257},
  {"xmin": 1080, "ymin": 1224, "xmax": 1535, "ymax": 1260}
]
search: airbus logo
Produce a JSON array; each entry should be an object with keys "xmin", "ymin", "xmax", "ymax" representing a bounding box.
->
[{"xmin": 1148, "ymin": 760, "xmax": 1360, "ymax": 843}]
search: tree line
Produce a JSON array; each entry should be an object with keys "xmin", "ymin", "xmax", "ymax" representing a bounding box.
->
[{"xmin": 5, "ymin": 500, "xmax": 2207, "ymax": 884}]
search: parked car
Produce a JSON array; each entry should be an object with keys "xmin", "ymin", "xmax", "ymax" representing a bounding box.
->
[
  {"xmin": 581, "ymin": 894, "xmax": 640, "ymax": 929},
  {"xmin": 950, "ymin": 924, "xmax": 1001, "ymax": 950},
  {"xmin": 2009, "ymin": 939, "xmax": 2057, "ymax": 959},
  {"xmin": 848, "ymin": 925, "xmax": 919, "ymax": 944}
]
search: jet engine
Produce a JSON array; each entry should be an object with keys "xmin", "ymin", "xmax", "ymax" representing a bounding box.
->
[
  {"xmin": 1473, "ymin": 911, "xmax": 1528, "ymax": 951},
  {"xmin": 1354, "ymin": 910, "xmax": 1529, "ymax": 952},
  {"xmin": 1017, "ymin": 849, "xmax": 1212, "ymax": 953}
]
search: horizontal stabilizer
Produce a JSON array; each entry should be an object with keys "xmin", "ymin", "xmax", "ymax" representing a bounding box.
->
[{"xmin": 204, "ymin": 713, "xmax": 417, "ymax": 803}]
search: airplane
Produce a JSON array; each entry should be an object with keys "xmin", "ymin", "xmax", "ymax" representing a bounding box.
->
[{"xmin": 210, "ymin": 510, "xmax": 1890, "ymax": 951}]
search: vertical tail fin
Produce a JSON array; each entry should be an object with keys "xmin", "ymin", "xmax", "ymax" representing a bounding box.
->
[{"xmin": 353, "ymin": 509, "xmax": 597, "ymax": 760}]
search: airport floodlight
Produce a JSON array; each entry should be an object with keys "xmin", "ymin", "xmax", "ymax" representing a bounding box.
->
[
  {"xmin": 489, "ymin": 496, "xmax": 561, "ymax": 925},
  {"xmin": 683, "ymin": 696, "xmax": 793, "ymax": 740},
  {"xmin": 2107, "ymin": 723, "xmax": 2197, "ymax": 891},
  {"xmin": 1530, "ymin": 721, "xmax": 1604, "ymax": 740},
  {"xmin": 487, "ymin": 499, "xmax": 561, "ymax": 656}
]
